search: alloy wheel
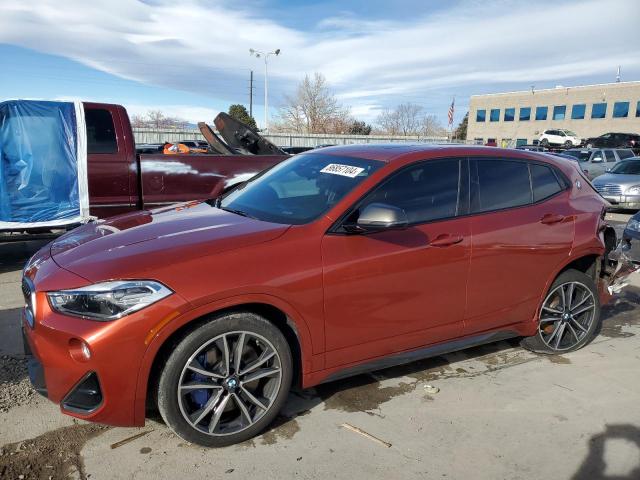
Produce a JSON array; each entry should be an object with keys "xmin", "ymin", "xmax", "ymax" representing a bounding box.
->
[
  {"xmin": 177, "ymin": 331, "xmax": 282, "ymax": 437},
  {"xmin": 538, "ymin": 281, "xmax": 596, "ymax": 351}
]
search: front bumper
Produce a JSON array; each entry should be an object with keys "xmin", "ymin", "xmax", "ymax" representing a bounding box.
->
[
  {"xmin": 599, "ymin": 194, "xmax": 640, "ymax": 209},
  {"xmin": 22, "ymin": 253, "xmax": 188, "ymax": 427}
]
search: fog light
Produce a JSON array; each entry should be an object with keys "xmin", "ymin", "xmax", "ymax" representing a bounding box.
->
[{"xmin": 69, "ymin": 338, "xmax": 91, "ymax": 362}]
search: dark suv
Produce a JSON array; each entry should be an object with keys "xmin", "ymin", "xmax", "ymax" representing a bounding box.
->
[{"xmin": 583, "ymin": 132, "xmax": 640, "ymax": 150}]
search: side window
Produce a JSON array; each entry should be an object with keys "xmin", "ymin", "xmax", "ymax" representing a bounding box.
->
[
  {"xmin": 618, "ymin": 150, "xmax": 635, "ymax": 160},
  {"xmin": 472, "ymin": 159, "xmax": 531, "ymax": 213},
  {"xmin": 358, "ymin": 160, "xmax": 461, "ymax": 224},
  {"xmin": 85, "ymin": 109, "xmax": 117, "ymax": 154},
  {"xmin": 591, "ymin": 151, "xmax": 604, "ymax": 163},
  {"xmin": 530, "ymin": 164, "xmax": 562, "ymax": 202},
  {"xmin": 604, "ymin": 150, "xmax": 616, "ymax": 162}
]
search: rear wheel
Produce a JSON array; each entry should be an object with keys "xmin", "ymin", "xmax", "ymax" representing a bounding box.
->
[
  {"xmin": 157, "ymin": 312, "xmax": 292, "ymax": 447},
  {"xmin": 522, "ymin": 269, "xmax": 601, "ymax": 354}
]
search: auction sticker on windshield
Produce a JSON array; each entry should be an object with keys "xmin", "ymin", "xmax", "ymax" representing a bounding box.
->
[{"xmin": 320, "ymin": 164, "xmax": 365, "ymax": 178}]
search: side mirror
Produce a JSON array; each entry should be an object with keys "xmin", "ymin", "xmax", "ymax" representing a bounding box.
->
[{"xmin": 351, "ymin": 203, "xmax": 409, "ymax": 233}]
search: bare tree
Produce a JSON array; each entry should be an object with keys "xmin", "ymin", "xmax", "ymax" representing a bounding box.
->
[
  {"xmin": 130, "ymin": 110, "xmax": 189, "ymax": 129},
  {"xmin": 376, "ymin": 103, "xmax": 426, "ymax": 136},
  {"xmin": 421, "ymin": 114, "xmax": 445, "ymax": 137},
  {"xmin": 275, "ymin": 73, "xmax": 351, "ymax": 134}
]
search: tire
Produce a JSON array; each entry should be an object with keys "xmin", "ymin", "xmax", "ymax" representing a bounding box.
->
[
  {"xmin": 157, "ymin": 312, "xmax": 293, "ymax": 447},
  {"xmin": 564, "ymin": 141, "xmax": 572, "ymax": 148},
  {"xmin": 521, "ymin": 269, "xmax": 601, "ymax": 354},
  {"xmin": 540, "ymin": 138, "xmax": 549, "ymax": 147}
]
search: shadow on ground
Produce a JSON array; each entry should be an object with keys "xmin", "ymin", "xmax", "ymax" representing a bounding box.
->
[{"xmin": 572, "ymin": 424, "xmax": 640, "ymax": 480}]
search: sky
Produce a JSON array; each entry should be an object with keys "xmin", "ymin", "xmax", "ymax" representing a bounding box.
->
[{"xmin": 0, "ymin": 0, "xmax": 638, "ymax": 128}]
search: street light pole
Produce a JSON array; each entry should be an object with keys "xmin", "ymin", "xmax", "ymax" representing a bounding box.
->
[{"xmin": 249, "ymin": 48, "xmax": 280, "ymax": 132}]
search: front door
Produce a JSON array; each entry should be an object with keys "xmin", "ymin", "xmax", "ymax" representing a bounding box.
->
[{"xmin": 322, "ymin": 158, "xmax": 471, "ymax": 368}]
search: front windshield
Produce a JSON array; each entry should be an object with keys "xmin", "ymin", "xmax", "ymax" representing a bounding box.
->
[
  {"xmin": 564, "ymin": 130, "xmax": 577, "ymax": 136},
  {"xmin": 610, "ymin": 160, "xmax": 640, "ymax": 175},
  {"xmin": 563, "ymin": 150, "xmax": 591, "ymax": 162},
  {"xmin": 219, "ymin": 153, "xmax": 384, "ymax": 225}
]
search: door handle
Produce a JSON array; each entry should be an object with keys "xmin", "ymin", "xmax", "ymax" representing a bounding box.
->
[
  {"xmin": 429, "ymin": 234, "xmax": 464, "ymax": 247},
  {"xmin": 540, "ymin": 214, "xmax": 565, "ymax": 225}
]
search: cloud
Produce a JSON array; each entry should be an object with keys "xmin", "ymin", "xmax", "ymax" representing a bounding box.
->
[{"xmin": 0, "ymin": 0, "xmax": 638, "ymax": 122}]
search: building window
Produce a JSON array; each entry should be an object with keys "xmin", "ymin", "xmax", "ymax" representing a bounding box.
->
[
  {"xmin": 636, "ymin": 101, "xmax": 640, "ymax": 117},
  {"xmin": 519, "ymin": 107, "xmax": 531, "ymax": 121},
  {"xmin": 591, "ymin": 103, "xmax": 607, "ymax": 119},
  {"xmin": 474, "ymin": 138, "xmax": 483, "ymax": 145},
  {"xmin": 571, "ymin": 104, "xmax": 586, "ymax": 120},
  {"xmin": 504, "ymin": 108, "xmax": 515, "ymax": 122},
  {"xmin": 613, "ymin": 101, "xmax": 630, "ymax": 118},
  {"xmin": 490, "ymin": 109, "xmax": 500, "ymax": 122},
  {"xmin": 476, "ymin": 109, "xmax": 486, "ymax": 122},
  {"xmin": 516, "ymin": 138, "xmax": 528, "ymax": 147},
  {"xmin": 552, "ymin": 105, "xmax": 566, "ymax": 120},
  {"xmin": 535, "ymin": 106, "xmax": 548, "ymax": 120}
]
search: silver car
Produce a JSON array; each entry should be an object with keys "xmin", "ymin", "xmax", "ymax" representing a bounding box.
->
[
  {"xmin": 592, "ymin": 157, "xmax": 640, "ymax": 209},
  {"xmin": 562, "ymin": 148, "xmax": 636, "ymax": 179}
]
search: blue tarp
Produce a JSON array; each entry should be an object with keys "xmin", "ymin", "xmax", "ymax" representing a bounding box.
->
[{"xmin": 0, "ymin": 100, "xmax": 88, "ymax": 229}]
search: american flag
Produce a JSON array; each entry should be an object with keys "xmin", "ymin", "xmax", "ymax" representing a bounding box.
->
[{"xmin": 448, "ymin": 97, "xmax": 455, "ymax": 126}]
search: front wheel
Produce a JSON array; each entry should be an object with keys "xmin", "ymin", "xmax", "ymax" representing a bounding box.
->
[
  {"xmin": 540, "ymin": 138, "xmax": 549, "ymax": 147},
  {"xmin": 157, "ymin": 312, "xmax": 293, "ymax": 447},
  {"xmin": 522, "ymin": 269, "xmax": 601, "ymax": 354},
  {"xmin": 564, "ymin": 140, "xmax": 572, "ymax": 148}
]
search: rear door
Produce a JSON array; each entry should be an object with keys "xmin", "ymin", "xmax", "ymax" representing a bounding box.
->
[
  {"xmin": 464, "ymin": 158, "xmax": 574, "ymax": 334},
  {"xmin": 84, "ymin": 104, "xmax": 133, "ymax": 217}
]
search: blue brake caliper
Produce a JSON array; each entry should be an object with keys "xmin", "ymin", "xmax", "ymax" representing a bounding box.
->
[{"xmin": 190, "ymin": 353, "xmax": 211, "ymax": 408}]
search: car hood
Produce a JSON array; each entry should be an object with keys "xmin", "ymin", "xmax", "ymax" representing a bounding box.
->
[
  {"xmin": 592, "ymin": 173, "xmax": 640, "ymax": 188},
  {"xmin": 50, "ymin": 201, "xmax": 290, "ymax": 282}
]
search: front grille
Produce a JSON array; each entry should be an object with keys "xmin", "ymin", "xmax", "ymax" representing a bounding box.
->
[
  {"xmin": 21, "ymin": 277, "xmax": 31, "ymax": 300},
  {"xmin": 21, "ymin": 277, "xmax": 35, "ymax": 328},
  {"xmin": 594, "ymin": 184, "xmax": 622, "ymax": 196}
]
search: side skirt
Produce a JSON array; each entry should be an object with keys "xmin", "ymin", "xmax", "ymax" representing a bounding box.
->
[{"xmin": 321, "ymin": 330, "xmax": 519, "ymax": 384}]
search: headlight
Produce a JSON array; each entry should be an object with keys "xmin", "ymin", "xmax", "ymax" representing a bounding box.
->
[
  {"xmin": 47, "ymin": 280, "xmax": 172, "ymax": 321},
  {"xmin": 626, "ymin": 218, "xmax": 640, "ymax": 232},
  {"xmin": 627, "ymin": 185, "xmax": 640, "ymax": 195}
]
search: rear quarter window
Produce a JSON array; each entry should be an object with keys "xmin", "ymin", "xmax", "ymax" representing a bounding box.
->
[
  {"xmin": 530, "ymin": 164, "xmax": 563, "ymax": 202},
  {"xmin": 618, "ymin": 150, "xmax": 635, "ymax": 160}
]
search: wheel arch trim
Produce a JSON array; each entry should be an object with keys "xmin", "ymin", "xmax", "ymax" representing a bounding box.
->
[{"xmin": 132, "ymin": 293, "xmax": 315, "ymax": 426}]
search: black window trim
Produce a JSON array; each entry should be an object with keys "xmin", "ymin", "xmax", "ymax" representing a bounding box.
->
[
  {"xmin": 327, "ymin": 155, "xmax": 570, "ymax": 234},
  {"xmin": 327, "ymin": 157, "xmax": 469, "ymax": 234}
]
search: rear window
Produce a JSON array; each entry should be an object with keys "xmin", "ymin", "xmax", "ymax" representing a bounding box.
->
[
  {"xmin": 85, "ymin": 109, "xmax": 117, "ymax": 154},
  {"xmin": 618, "ymin": 150, "xmax": 635, "ymax": 160},
  {"xmin": 530, "ymin": 164, "xmax": 562, "ymax": 202},
  {"xmin": 472, "ymin": 159, "xmax": 531, "ymax": 213}
]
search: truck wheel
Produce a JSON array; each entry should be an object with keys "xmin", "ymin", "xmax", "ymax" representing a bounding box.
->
[
  {"xmin": 157, "ymin": 312, "xmax": 292, "ymax": 447},
  {"xmin": 521, "ymin": 269, "xmax": 601, "ymax": 354}
]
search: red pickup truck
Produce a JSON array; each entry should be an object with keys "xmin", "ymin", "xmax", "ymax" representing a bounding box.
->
[{"xmin": 83, "ymin": 102, "xmax": 287, "ymax": 219}]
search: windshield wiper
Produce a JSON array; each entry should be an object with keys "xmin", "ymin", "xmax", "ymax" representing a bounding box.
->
[{"xmin": 219, "ymin": 206, "xmax": 257, "ymax": 219}]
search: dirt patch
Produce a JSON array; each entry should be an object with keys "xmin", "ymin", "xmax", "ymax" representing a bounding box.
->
[
  {"xmin": 547, "ymin": 355, "xmax": 572, "ymax": 365},
  {"xmin": 0, "ymin": 423, "xmax": 109, "ymax": 479},
  {"xmin": 260, "ymin": 416, "xmax": 301, "ymax": 445},
  {"xmin": 140, "ymin": 447, "xmax": 152, "ymax": 454},
  {"xmin": 0, "ymin": 355, "xmax": 35, "ymax": 413}
]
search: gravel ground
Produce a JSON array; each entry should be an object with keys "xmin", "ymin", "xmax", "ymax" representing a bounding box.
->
[{"xmin": 0, "ymin": 355, "xmax": 35, "ymax": 414}]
